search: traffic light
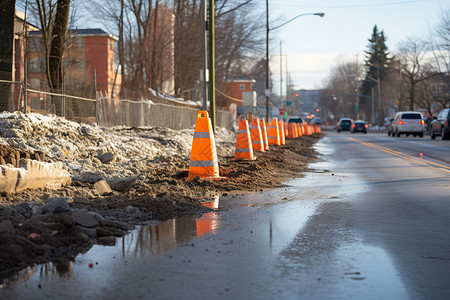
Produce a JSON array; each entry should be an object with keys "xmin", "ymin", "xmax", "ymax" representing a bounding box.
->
[{"xmin": 316, "ymin": 108, "xmax": 320, "ymax": 112}]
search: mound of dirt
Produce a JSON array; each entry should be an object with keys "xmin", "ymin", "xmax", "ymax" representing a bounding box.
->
[{"xmin": 0, "ymin": 112, "xmax": 321, "ymax": 282}]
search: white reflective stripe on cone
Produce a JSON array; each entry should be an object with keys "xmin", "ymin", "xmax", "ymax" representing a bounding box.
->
[{"xmin": 189, "ymin": 160, "xmax": 215, "ymax": 167}]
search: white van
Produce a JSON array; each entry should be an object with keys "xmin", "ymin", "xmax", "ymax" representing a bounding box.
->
[{"xmin": 391, "ymin": 111, "xmax": 425, "ymax": 137}]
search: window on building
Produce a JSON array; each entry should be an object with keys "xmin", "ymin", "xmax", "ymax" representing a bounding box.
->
[
  {"xmin": 28, "ymin": 37, "xmax": 41, "ymax": 52},
  {"xmin": 76, "ymin": 58, "xmax": 85, "ymax": 70},
  {"xmin": 73, "ymin": 37, "xmax": 84, "ymax": 49},
  {"xmin": 29, "ymin": 57, "xmax": 40, "ymax": 72},
  {"xmin": 30, "ymin": 78, "xmax": 40, "ymax": 89},
  {"xmin": 239, "ymin": 84, "xmax": 246, "ymax": 90}
]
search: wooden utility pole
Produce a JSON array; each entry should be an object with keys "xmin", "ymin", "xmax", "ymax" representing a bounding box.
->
[
  {"xmin": 355, "ymin": 54, "xmax": 360, "ymax": 120},
  {"xmin": 208, "ymin": 0, "xmax": 216, "ymax": 132},
  {"xmin": 201, "ymin": 0, "xmax": 207, "ymax": 110},
  {"xmin": 0, "ymin": 0, "xmax": 16, "ymax": 112},
  {"xmin": 265, "ymin": 0, "xmax": 270, "ymax": 122}
]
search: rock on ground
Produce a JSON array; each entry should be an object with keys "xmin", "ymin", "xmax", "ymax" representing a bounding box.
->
[{"xmin": 0, "ymin": 112, "xmax": 321, "ymax": 282}]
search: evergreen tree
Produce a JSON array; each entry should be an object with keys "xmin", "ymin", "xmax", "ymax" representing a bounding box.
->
[{"xmin": 361, "ymin": 25, "xmax": 391, "ymax": 98}]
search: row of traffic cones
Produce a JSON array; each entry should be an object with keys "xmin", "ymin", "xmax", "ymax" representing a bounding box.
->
[{"xmin": 186, "ymin": 111, "xmax": 320, "ymax": 180}]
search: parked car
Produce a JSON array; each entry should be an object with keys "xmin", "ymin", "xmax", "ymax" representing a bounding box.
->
[
  {"xmin": 430, "ymin": 108, "xmax": 450, "ymax": 140},
  {"xmin": 351, "ymin": 120, "xmax": 368, "ymax": 134},
  {"xmin": 336, "ymin": 118, "xmax": 352, "ymax": 132},
  {"xmin": 387, "ymin": 117, "xmax": 395, "ymax": 136},
  {"xmin": 391, "ymin": 111, "xmax": 425, "ymax": 137},
  {"xmin": 424, "ymin": 115, "xmax": 433, "ymax": 132},
  {"xmin": 310, "ymin": 117, "xmax": 322, "ymax": 125},
  {"xmin": 287, "ymin": 116, "xmax": 306, "ymax": 125}
]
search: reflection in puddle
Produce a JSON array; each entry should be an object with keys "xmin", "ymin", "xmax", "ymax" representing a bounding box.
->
[
  {"xmin": 333, "ymin": 243, "xmax": 409, "ymax": 299},
  {"xmin": 124, "ymin": 195, "xmax": 220, "ymax": 257},
  {"xmin": 275, "ymin": 242, "xmax": 409, "ymax": 299},
  {"xmin": 314, "ymin": 137, "xmax": 334, "ymax": 156},
  {"xmin": 2, "ymin": 196, "xmax": 220, "ymax": 285}
]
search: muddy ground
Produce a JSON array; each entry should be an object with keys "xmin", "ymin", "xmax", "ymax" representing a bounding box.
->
[{"xmin": 0, "ymin": 132, "xmax": 320, "ymax": 282}]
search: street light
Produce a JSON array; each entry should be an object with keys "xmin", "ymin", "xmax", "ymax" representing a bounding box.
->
[
  {"xmin": 366, "ymin": 62, "xmax": 388, "ymax": 126},
  {"xmin": 366, "ymin": 75, "xmax": 378, "ymax": 125},
  {"xmin": 332, "ymin": 95, "xmax": 343, "ymax": 118},
  {"xmin": 265, "ymin": 3, "xmax": 324, "ymax": 122},
  {"xmin": 270, "ymin": 13, "xmax": 325, "ymax": 31}
]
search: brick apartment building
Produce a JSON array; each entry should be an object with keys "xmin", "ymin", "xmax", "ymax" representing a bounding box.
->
[
  {"xmin": 27, "ymin": 28, "xmax": 120, "ymax": 107},
  {"xmin": 9, "ymin": 11, "xmax": 38, "ymax": 111},
  {"xmin": 226, "ymin": 79, "xmax": 256, "ymax": 114}
]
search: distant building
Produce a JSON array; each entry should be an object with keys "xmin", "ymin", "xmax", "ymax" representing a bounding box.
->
[
  {"xmin": 225, "ymin": 79, "xmax": 256, "ymax": 114},
  {"xmin": 27, "ymin": 28, "xmax": 120, "ymax": 103},
  {"xmin": 10, "ymin": 11, "xmax": 38, "ymax": 111}
]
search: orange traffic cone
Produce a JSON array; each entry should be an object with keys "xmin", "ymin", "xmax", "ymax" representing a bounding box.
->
[
  {"xmin": 306, "ymin": 124, "xmax": 312, "ymax": 136},
  {"xmin": 259, "ymin": 119, "xmax": 270, "ymax": 151},
  {"xmin": 232, "ymin": 119, "xmax": 256, "ymax": 161},
  {"xmin": 250, "ymin": 117, "xmax": 265, "ymax": 152},
  {"xmin": 187, "ymin": 111, "xmax": 221, "ymax": 180},
  {"xmin": 286, "ymin": 123, "xmax": 295, "ymax": 139},
  {"xmin": 317, "ymin": 125, "xmax": 322, "ymax": 134},
  {"xmin": 278, "ymin": 120, "xmax": 285, "ymax": 145},
  {"xmin": 297, "ymin": 123, "xmax": 302, "ymax": 137},
  {"xmin": 268, "ymin": 118, "xmax": 281, "ymax": 145}
]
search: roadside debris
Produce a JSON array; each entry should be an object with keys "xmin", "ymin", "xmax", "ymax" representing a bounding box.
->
[{"xmin": 0, "ymin": 112, "xmax": 320, "ymax": 282}]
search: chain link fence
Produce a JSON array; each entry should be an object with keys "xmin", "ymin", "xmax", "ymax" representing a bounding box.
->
[
  {"xmin": 0, "ymin": 80, "xmax": 235, "ymax": 130},
  {"xmin": 96, "ymin": 95, "xmax": 235, "ymax": 130}
]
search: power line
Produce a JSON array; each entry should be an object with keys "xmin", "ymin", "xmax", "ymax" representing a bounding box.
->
[{"xmin": 255, "ymin": 0, "xmax": 427, "ymax": 9}]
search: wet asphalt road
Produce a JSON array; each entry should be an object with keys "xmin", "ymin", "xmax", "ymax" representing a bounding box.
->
[{"xmin": 2, "ymin": 131, "xmax": 450, "ymax": 300}]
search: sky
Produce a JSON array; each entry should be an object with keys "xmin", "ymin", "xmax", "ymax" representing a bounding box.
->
[{"xmin": 257, "ymin": 0, "xmax": 449, "ymax": 93}]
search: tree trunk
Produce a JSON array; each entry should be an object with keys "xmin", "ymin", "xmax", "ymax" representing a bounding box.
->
[
  {"xmin": 0, "ymin": 0, "xmax": 16, "ymax": 112},
  {"xmin": 48, "ymin": 0, "xmax": 70, "ymax": 116},
  {"xmin": 118, "ymin": 0, "xmax": 125, "ymax": 97},
  {"xmin": 410, "ymin": 78, "xmax": 415, "ymax": 111}
]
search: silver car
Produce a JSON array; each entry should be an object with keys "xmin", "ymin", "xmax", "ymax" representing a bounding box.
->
[{"xmin": 391, "ymin": 111, "xmax": 425, "ymax": 137}]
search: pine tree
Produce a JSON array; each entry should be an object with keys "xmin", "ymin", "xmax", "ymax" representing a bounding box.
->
[{"xmin": 361, "ymin": 25, "xmax": 391, "ymax": 98}]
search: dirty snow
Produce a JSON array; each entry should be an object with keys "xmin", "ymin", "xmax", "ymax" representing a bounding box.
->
[{"xmin": 0, "ymin": 112, "xmax": 236, "ymax": 185}]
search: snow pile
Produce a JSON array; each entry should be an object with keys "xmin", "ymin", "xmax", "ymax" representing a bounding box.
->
[{"xmin": 0, "ymin": 112, "xmax": 236, "ymax": 184}]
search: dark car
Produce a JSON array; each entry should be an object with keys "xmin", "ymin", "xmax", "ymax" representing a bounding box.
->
[
  {"xmin": 351, "ymin": 120, "xmax": 368, "ymax": 134},
  {"xmin": 311, "ymin": 117, "xmax": 322, "ymax": 125},
  {"xmin": 387, "ymin": 117, "xmax": 395, "ymax": 136},
  {"xmin": 336, "ymin": 118, "xmax": 352, "ymax": 132},
  {"xmin": 430, "ymin": 108, "xmax": 450, "ymax": 140},
  {"xmin": 287, "ymin": 116, "xmax": 306, "ymax": 125}
]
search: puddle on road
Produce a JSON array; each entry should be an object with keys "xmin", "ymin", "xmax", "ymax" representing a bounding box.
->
[
  {"xmin": 331, "ymin": 243, "xmax": 409, "ymax": 299},
  {"xmin": 274, "ymin": 242, "xmax": 409, "ymax": 299},
  {"xmin": 1, "ymin": 196, "xmax": 221, "ymax": 287}
]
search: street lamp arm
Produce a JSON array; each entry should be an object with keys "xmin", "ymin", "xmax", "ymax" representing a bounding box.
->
[
  {"xmin": 366, "ymin": 75, "xmax": 378, "ymax": 82},
  {"xmin": 270, "ymin": 12, "xmax": 325, "ymax": 31}
]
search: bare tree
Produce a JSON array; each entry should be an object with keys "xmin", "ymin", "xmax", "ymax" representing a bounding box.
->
[
  {"xmin": 397, "ymin": 37, "xmax": 433, "ymax": 111},
  {"xmin": 322, "ymin": 59, "xmax": 362, "ymax": 120},
  {"xmin": 86, "ymin": 0, "xmax": 176, "ymax": 97},
  {"xmin": 428, "ymin": 9, "xmax": 450, "ymax": 109},
  {"xmin": 0, "ymin": 0, "xmax": 16, "ymax": 112},
  {"xmin": 82, "ymin": 0, "xmax": 261, "ymax": 102}
]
